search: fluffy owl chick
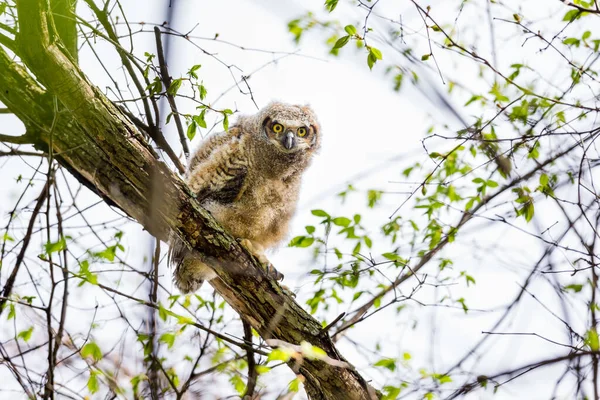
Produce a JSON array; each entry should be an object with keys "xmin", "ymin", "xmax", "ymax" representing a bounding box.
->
[{"xmin": 169, "ymin": 102, "xmax": 321, "ymax": 293}]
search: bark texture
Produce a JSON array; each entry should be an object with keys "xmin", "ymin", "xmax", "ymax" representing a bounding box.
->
[{"xmin": 0, "ymin": 0, "xmax": 379, "ymax": 398}]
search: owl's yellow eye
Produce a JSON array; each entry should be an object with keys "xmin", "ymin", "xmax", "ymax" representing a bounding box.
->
[
  {"xmin": 272, "ymin": 123, "xmax": 284, "ymax": 133},
  {"xmin": 297, "ymin": 127, "xmax": 307, "ymax": 137}
]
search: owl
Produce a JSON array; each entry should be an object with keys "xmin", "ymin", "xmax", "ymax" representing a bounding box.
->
[{"xmin": 169, "ymin": 102, "xmax": 321, "ymax": 293}]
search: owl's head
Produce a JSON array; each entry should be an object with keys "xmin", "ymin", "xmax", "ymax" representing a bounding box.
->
[{"xmin": 258, "ymin": 102, "xmax": 320, "ymax": 154}]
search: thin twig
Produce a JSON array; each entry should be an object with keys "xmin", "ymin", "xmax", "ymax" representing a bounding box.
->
[
  {"xmin": 0, "ymin": 179, "xmax": 50, "ymax": 317},
  {"xmin": 154, "ymin": 26, "xmax": 189, "ymax": 159},
  {"xmin": 242, "ymin": 320, "xmax": 258, "ymax": 399},
  {"xmin": 119, "ymin": 105, "xmax": 185, "ymax": 174}
]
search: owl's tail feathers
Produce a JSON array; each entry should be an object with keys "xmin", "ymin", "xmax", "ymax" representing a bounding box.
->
[{"xmin": 168, "ymin": 235, "xmax": 216, "ymax": 294}]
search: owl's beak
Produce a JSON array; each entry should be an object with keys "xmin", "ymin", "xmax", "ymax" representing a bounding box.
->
[{"xmin": 283, "ymin": 131, "xmax": 295, "ymax": 150}]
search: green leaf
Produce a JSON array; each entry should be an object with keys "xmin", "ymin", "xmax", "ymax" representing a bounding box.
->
[
  {"xmin": 196, "ymin": 109, "xmax": 207, "ymax": 128},
  {"xmin": 367, "ymin": 52, "xmax": 377, "ymax": 70},
  {"xmin": 465, "ymin": 275, "xmax": 476, "ymax": 286},
  {"xmin": 382, "ymin": 386, "xmax": 402, "ymax": 400},
  {"xmin": 367, "ymin": 190, "xmax": 382, "ymax": 208},
  {"xmin": 563, "ymin": 37, "xmax": 581, "ymax": 47},
  {"xmin": 81, "ymin": 342, "xmax": 103, "ymax": 362},
  {"xmin": 17, "ymin": 326, "xmax": 34, "ymax": 342},
  {"xmin": 374, "ymin": 358, "xmax": 396, "ymax": 372},
  {"xmin": 187, "ymin": 121, "xmax": 197, "ymax": 140},
  {"xmin": 256, "ymin": 365, "xmax": 271, "ymax": 374},
  {"xmin": 421, "ymin": 54, "xmax": 430, "ymax": 61},
  {"xmin": 223, "ymin": 114, "xmax": 229, "ymax": 131},
  {"xmin": 370, "ymin": 47, "xmax": 383, "ymax": 60},
  {"xmin": 78, "ymin": 260, "xmax": 98, "ymax": 286},
  {"xmin": 332, "ymin": 217, "xmax": 351, "ymax": 227},
  {"xmin": 188, "ymin": 64, "xmax": 201, "ymax": 79},
  {"xmin": 289, "ymin": 236, "xmax": 315, "ymax": 247},
  {"xmin": 564, "ymin": 284, "xmax": 583, "ymax": 293},
  {"xmin": 87, "ymin": 371, "xmax": 99, "ymax": 394},
  {"xmin": 267, "ymin": 347, "xmax": 293, "ymax": 362},
  {"xmin": 7, "ymin": 303, "xmax": 15, "ymax": 320},
  {"xmin": 383, "ymin": 252, "xmax": 402, "ymax": 261},
  {"xmin": 325, "ymin": 0, "xmax": 339, "ymax": 12},
  {"xmin": 300, "ymin": 341, "xmax": 327, "ymax": 359},
  {"xmin": 159, "ymin": 332, "xmax": 176, "ymax": 349},
  {"xmin": 192, "ymin": 111, "xmax": 206, "ymax": 128},
  {"xmin": 45, "ymin": 237, "xmax": 66, "ymax": 254},
  {"xmin": 562, "ymin": 9, "xmax": 581, "ymax": 21},
  {"xmin": 489, "ymin": 81, "xmax": 509, "ymax": 102},
  {"xmin": 311, "ymin": 209, "xmax": 330, "ymax": 218},
  {"xmin": 305, "ymin": 225, "xmax": 315, "ymax": 234},
  {"xmin": 199, "ymin": 84, "xmax": 207, "ymax": 100},
  {"xmin": 524, "ymin": 202, "xmax": 535, "ymax": 222},
  {"xmin": 465, "ymin": 95, "xmax": 483, "ymax": 106},
  {"xmin": 230, "ymin": 374, "xmax": 246, "ymax": 395},
  {"xmin": 289, "ymin": 377, "xmax": 302, "ymax": 392},
  {"xmin": 167, "ymin": 78, "xmax": 183, "ymax": 96},
  {"xmin": 333, "ymin": 35, "xmax": 350, "ymax": 49},
  {"xmin": 131, "ymin": 374, "xmax": 147, "ymax": 395},
  {"xmin": 586, "ymin": 328, "xmax": 599, "ymax": 351},
  {"xmin": 457, "ymin": 297, "xmax": 469, "ymax": 313},
  {"xmin": 94, "ymin": 245, "xmax": 119, "ymax": 262},
  {"xmin": 344, "ymin": 25, "xmax": 357, "ymax": 35}
]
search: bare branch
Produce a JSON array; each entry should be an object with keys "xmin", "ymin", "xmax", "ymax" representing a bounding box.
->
[
  {"xmin": 0, "ymin": 178, "xmax": 50, "ymax": 317},
  {"xmin": 0, "ymin": 132, "xmax": 37, "ymax": 145},
  {"xmin": 154, "ymin": 26, "xmax": 190, "ymax": 159},
  {"xmin": 242, "ymin": 320, "xmax": 258, "ymax": 399}
]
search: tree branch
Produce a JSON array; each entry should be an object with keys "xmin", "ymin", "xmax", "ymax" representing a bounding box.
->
[
  {"xmin": 0, "ymin": 179, "xmax": 50, "ymax": 317},
  {"xmin": 49, "ymin": 0, "xmax": 78, "ymax": 62},
  {"xmin": 119, "ymin": 104, "xmax": 186, "ymax": 174},
  {"xmin": 0, "ymin": 133, "xmax": 37, "ymax": 145},
  {"xmin": 0, "ymin": 148, "xmax": 47, "ymax": 157},
  {"xmin": 0, "ymin": 31, "xmax": 17, "ymax": 52},
  {"xmin": 561, "ymin": 1, "xmax": 600, "ymax": 14},
  {"xmin": 242, "ymin": 320, "xmax": 258, "ymax": 399},
  {"xmin": 154, "ymin": 26, "xmax": 190, "ymax": 159}
]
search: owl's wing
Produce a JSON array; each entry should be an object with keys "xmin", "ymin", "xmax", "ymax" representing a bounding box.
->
[
  {"xmin": 186, "ymin": 127, "xmax": 249, "ymax": 204},
  {"xmin": 187, "ymin": 128, "xmax": 240, "ymax": 173}
]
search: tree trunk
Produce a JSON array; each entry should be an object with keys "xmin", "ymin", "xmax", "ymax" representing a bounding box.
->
[{"xmin": 0, "ymin": 0, "xmax": 379, "ymax": 398}]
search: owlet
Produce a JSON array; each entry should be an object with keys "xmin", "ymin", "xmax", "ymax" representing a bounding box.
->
[{"xmin": 169, "ymin": 102, "xmax": 321, "ymax": 292}]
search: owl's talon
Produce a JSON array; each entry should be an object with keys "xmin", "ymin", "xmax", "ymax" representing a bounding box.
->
[
  {"xmin": 238, "ymin": 238, "xmax": 284, "ymax": 280},
  {"xmin": 265, "ymin": 263, "xmax": 284, "ymax": 281}
]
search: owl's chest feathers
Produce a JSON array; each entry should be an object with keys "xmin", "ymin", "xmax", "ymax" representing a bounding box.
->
[{"xmin": 205, "ymin": 159, "xmax": 301, "ymax": 247}]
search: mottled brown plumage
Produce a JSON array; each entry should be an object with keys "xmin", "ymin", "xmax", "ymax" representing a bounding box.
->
[{"xmin": 169, "ymin": 102, "xmax": 321, "ymax": 293}]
